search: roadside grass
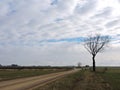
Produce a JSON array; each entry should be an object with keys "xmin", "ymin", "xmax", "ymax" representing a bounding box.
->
[
  {"xmin": 37, "ymin": 67, "xmax": 120, "ymax": 90},
  {"xmin": 97, "ymin": 67, "xmax": 120, "ymax": 90},
  {"xmin": 35, "ymin": 70, "xmax": 84, "ymax": 90},
  {"xmin": 0, "ymin": 69, "xmax": 67, "ymax": 81}
]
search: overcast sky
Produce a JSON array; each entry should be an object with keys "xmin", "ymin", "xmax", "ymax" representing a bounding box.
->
[{"xmin": 0, "ymin": 0, "xmax": 120, "ymax": 66}]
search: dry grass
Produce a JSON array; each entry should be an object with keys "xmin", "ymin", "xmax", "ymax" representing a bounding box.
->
[{"xmin": 36, "ymin": 70, "xmax": 112, "ymax": 90}]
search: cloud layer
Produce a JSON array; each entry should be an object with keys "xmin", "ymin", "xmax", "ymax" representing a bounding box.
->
[{"xmin": 0, "ymin": 0, "xmax": 120, "ymax": 66}]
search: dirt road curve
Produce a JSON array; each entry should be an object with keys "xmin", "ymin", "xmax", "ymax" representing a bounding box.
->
[{"xmin": 0, "ymin": 69, "xmax": 79, "ymax": 90}]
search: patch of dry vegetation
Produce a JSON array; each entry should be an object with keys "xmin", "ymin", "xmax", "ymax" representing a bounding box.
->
[
  {"xmin": 36, "ymin": 70, "xmax": 111, "ymax": 90},
  {"xmin": 73, "ymin": 71, "xmax": 111, "ymax": 90}
]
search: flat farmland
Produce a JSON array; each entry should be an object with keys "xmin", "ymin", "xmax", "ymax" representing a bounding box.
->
[
  {"xmin": 98, "ymin": 67, "xmax": 120, "ymax": 90},
  {"xmin": 0, "ymin": 68, "xmax": 68, "ymax": 81},
  {"xmin": 37, "ymin": 67, "xmax": 120, "ymax": 90},
  {"xmin": 0, "ymin": 67, "xmax": 120, "ymax": 90}
]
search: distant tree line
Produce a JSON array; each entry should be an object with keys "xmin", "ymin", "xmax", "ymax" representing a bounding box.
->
[{"xmin": 0, "ymin": 64, "xmax": 74, "ymax": 70}]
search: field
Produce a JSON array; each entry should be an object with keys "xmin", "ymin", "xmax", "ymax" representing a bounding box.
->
[
  {"xmin": 36, "ymin": 67, "xmax": 120, "ymax": 90},
  {"xmin": 0, "ymin": 67, "xmax": 120, "ymax": 90},
  {"xmin": 98, "ymin": 67, "xmax": 120, "ymax": 90},
  {"xmin": 0, "ymin": 68, "xmax": 67, "ymax": 81}
]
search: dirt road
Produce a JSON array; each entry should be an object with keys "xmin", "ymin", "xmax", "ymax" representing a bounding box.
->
[{"xmin": 0, "ymin": 69, "xmax": 79, "ymax": 90}]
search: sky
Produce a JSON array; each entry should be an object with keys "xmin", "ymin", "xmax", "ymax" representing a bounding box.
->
[{"xmin": 0, "ymin": 0, "xmax": 120, "ymax": 66}]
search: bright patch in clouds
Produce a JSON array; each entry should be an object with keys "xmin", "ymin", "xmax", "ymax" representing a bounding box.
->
[{"xmin": 0, "ymin": 0, "xmax": 120, "ymax": 66}]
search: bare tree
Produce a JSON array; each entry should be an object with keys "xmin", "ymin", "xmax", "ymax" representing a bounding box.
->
[{"xmin": 84, "ymin": 34, "xmax": 110, "ymax": 71}]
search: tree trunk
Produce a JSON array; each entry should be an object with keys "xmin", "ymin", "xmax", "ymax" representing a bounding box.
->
[{"xmin": 92, "ymin": 55, "xmax": 96, "ymax": 71}]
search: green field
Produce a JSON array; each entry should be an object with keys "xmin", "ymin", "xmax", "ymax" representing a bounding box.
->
[
  {"xmin": 98, "ymin": 67, "xmax": 120, "ymax": 90},
  {"xmin": 0, "ymin": 69, "xmax": 66, "ymax": 81},
  {"xmin": 0, "ymin": 67, "xmax": 120, "ymax": 90},
  {"xmin": 36, "ymin": 67, "xmax": 120, "ymax": 90}
]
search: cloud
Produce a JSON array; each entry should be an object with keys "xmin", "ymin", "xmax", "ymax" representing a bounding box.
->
[
  {"xmin": 48, "ymin": 0, "xmax": 79, "ymax": 18},
  {"xmin": 96, "ymin": 46, "xmax": 120, "ymax": 66},
  {"xmin": 0, "ymin": 0, "xmax": 120, "ymax": 66},
  {"xmin": 0, "ymin": 43, "xmax": 90, "ymax": 66},
  {"xmin": 105, "ymin": 19, "xmax": 120, "ymax": 28},
  {"xmin": 0, "ymin": 43, "xmax": 120, "ymax": 66},
  {"xmin": 92, "ymin": 7, "xmax": 113, "ymax": 18},
  {"xmin": 75, "ymin": 0, "xmax": 97, "ymax": 15}
]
